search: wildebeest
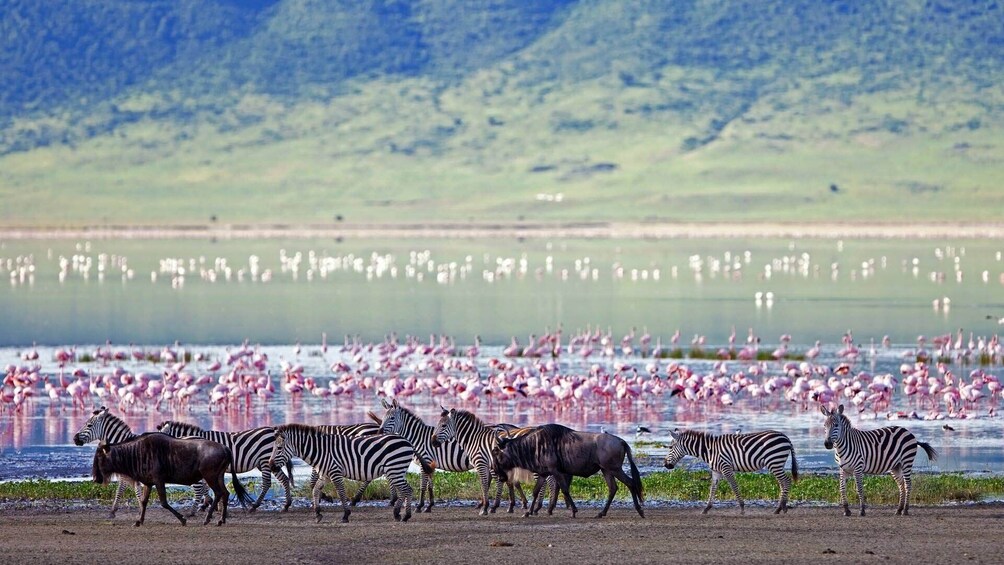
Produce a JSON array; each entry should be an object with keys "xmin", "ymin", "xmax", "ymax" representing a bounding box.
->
[
  {"xmin": 494, "ymin": 424, "xmax": 644, "ymax": 518},
  {"xmin": 91, "ymin": 432, "xmax": 253, "ymax": 526}
]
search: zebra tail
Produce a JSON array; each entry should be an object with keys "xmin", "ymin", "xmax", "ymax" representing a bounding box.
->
[
  {"xmin": 418, "ymin": 455, "xmax": 437, "ymax": 475},
  {"xmin": 918, "ymin": 441, "xmax": 939, "ymax": 462},
  {"xmin": 790, "ymin": 447, "xmax": 800, "ymax": 483},
  {"xmin": 366, "ymin": 410, "xmax": 383, "ymax": 425},
  {"xmin": 623, "ymin": 441, "xmax": 644, "ymax": 503},
  {"xmin": 227, "ymin": 449, "xmax": 255, "ymax": 509}
]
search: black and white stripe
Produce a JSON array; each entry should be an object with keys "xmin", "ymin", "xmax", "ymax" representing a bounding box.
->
[
  {"xmin": 156, "ymin": 420, "xmax": 293, "ymax": 512},
  {"xmin": 312, "ymin": 422, "xmax": 383, "ymax": 506},
  {"xmin": 73, "ymin": 406, "xmax": 208, "ymax": 517},
  {"xmin": 432, "ymin": 408, "xmax": 545, "ymax": 516},
  {"xmin": 268, "ymin": 423, "xmax": 423, "ymax": 523},
  {"xmin": 378, "ymin": 399, "xmax": 469, "ymax": 512},
  {"xmin": 664, "ymin": 428, "xmax": 799, "ymax": 514},
  {"xmin": 821, "ymin": 404, "xmax": 937, "ymax": 516}
]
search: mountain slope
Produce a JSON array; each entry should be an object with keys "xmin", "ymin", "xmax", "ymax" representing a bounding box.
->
[{"xmin": 0, "ymin": 0, "xmax": 1001, "ymax": 226}]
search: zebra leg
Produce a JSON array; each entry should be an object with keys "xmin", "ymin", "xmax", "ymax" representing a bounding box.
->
[
  {"xmin": 311, "ymin": 474, "xmax": 328, "ymax": 523},
  {"xmin": 135, "ymin": 483, "xmax": 152, "ymax": 527},
  {"xmin": 273, "ymin": 465, "xmax": 293, "ymax": 512},
  {"xmin": 249, "ymin": 463, "xmax": 273, "ymax": 512},
  {"xmin": 110, "ymin": 478, "xmax": 131, "ymax": 519},
  {"xmin": 597, "ymin": 471, "xmax": 618, "ymax": 518},
  {"xmin": 424, "ymin": 470, "xmax": 435, "ymax": 512},
  {"xmin": 703, "ymin": 470, "xmax": 722, "ymax": 514},
  {"xmin": 838, "ymin": 468, "xmax": 851, "ymax": 516},
  {"xmin": 902, "ymin": 472, "xmax": 913, "ymax": 516},
  {"xmin": 476, "ymin": 463, "xmax": 492, "ymax": 516},
  {"xmin": 772, "ymin": 467, "xmax": 792, "ymax": 514},
  {"xmin": 188, "ymin": 481, "xmax": 208, "ymax": 516},
  {"xmin": 891, "ymin": 467, "xmax": 907, "ymax": 515},
  {"xmin": 350, "ymin": 480, "xmax": 372, "ymax": 506},
  {"xmin": 722, "ymin": 470, "xmax": 744, "ymax": 515},
  {"xmin": 391, "ymin": 473, "xmax": 413, "ymax": 522},
  {"xmin": 490, "ymin": 472, "xmax": 505, "ymax": 514},
  {"xmin": 853, "ymin": 468, "xmax": 866, "ymax": 516},
  {"xmin": 330, "ymin": 474, "xmax": 351, "ymax": 523},
  {"xmin": 310, "ymin": 468, "xmax": 335, "ymax": 504}
]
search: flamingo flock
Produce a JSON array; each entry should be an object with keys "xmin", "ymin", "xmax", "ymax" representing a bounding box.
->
[{"xmin": 3, "ymin": 328, "xmax": 1003, "ymax": 422}]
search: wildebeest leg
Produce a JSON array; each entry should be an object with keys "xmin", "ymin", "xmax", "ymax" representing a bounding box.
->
[
  {"xmin": 596, "ymin": 471, "xmax": 618, "ymax": 518},
  {"xmin": 555, "ymin": 474, "xmax": 577, "ymax": 518},
  {"xmin": 205, "ymin": 473, "xmax": 229, "ymax": 526},
  {"xmin": 135, "ymin": 484, "xmax": 152, "ymax": 527},
  {"xmin": 156, "ymin": 483, "xmax": 187, "ymax": 525},
  {"xmin": 523, "ymin": 475, "xmax": 546, "ymax": 518}
]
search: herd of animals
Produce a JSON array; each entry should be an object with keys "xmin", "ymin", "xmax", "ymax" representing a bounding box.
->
[{"xmin": 77, "ymin": 399, "xmax": 938, "ymax": 527}]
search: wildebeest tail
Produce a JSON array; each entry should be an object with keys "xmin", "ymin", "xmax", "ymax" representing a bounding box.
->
[
  {"xmin": 366, "ymin": 410, "xmax": 383, "ymax": 425},
  {"xmin": 918, "ymin": 441, "xmax": 938, "ymax": 462},
  {"xmin": 790, "ymin": 445, "xmax": 799, "ymax": 483},
  {"xmin": 623, "ymin": 440, "xmax": 644, "ymax": 503},
  {"xmin": 226, "ymin": 446, "xmax": 255, "ymax": 509}
]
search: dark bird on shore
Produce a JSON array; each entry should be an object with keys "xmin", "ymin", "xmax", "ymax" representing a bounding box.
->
[
  {"xmin": 635, "ymin": 426, "xmax": 651, "ymax": 435},
  {"xmin": 942, "ymin": 424, "xmax": 955, "ymax": 431}
]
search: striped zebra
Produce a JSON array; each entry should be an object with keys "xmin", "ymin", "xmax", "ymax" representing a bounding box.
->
[
  {"xmin": 268, "ymin": 423, "xmax": 430, "ymax": 523},
  {"xmin": 820, "ymin": 404, "xmax": 938, "ymax": 516},
  {"xmin": 312, "ymin": 422, "xmax": 383, "ymax": 506},
  {"xmin": 73, "ymin": 406, "xmax": 208, "ymax": 518},
  {"xmin": 664, "ymin": 428, "xmax": 799, "ymax": 514},
  {"xmin": 156, "ymin": 420, "xmax": 294, "ymax": 512},
  {"xmin": 432, "ymin": 407, "xmax": 553, "ymax": 516},
  {"xmin": 377, "ymin": 398, "xmax": 469, "ymax": 513}
]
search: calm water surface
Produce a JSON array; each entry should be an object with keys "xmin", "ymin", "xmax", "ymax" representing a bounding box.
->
[{"xmin": 1, "ymin": 237, "xmax": 1003, "ymax": 481}]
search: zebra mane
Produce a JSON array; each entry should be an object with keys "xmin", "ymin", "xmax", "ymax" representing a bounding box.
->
[
  {"xmin": 90, "ymin": 409, "xmax": 132, "ymax": 434},
  {"xmin": 160, "ymin": 420, "xmax": 203, "ymax": 434},
  {"xmin": 452, "ymin": 409, "xmax": 488, "ymax": 428},
  {"xmin": 391, "ymin": 403, "xmax": 422, "ymax": 422},
  {"xmin": 276, "ymin": 423, "xmax": 319, "ymax": 435}
]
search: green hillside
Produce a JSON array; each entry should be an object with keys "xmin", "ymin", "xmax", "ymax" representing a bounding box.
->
[{"xmin": 1, "ymin": 0, "xmax": 1001, "ymax": 227}]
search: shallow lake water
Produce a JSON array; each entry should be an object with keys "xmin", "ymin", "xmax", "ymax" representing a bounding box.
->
[{"xmin": 1, "ymin": 237, "xmax": 1003, "ymax": 482}]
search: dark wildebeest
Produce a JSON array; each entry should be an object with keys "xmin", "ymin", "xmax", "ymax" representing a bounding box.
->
[
  {"xmin": 494, "ymin": 424, "xmax": 644, "ymax": 518},
  {"xmin": 92, "ymin": 432, "xmax": 253, "ymax": 527}
]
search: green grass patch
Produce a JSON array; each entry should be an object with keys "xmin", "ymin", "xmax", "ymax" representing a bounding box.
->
[{"xmin": 8, "ymin": 472, "xmax": 1002, "ymax": 506}]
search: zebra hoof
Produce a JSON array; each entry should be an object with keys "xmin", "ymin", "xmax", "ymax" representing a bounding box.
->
[
  {"xmin": 860, "ymin": 510, "xmax": 866, "ymax": 517},
  {"xmin": 594, "ymin": 512, "xmax": 605, "ymax": 519},
  {"xmin": 107, "ymin": 512, "xmax": 117, "ymax": 519},
  {"xmin": 316, "ymin": 515, "xmax": 324, "ymax": 523},
  {"xmin": 403, "ymin": 512, "xmax": 412, "ymax": 522},
  {"xmin": 216, "ymin": 519, "xmax": 224, "ymax": 526},
  {"xmin": 423, "ymin": 507, "xmax": 432, "ymax": 513},
  {"xmin": 133, "ymin": 521, "xmax": 142, "ymax": 527}
]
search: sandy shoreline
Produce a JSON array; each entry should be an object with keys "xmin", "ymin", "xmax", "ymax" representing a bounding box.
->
[
  {"xmin": 0, "ymin": 502, "xmax": 1000, "ymax": 564},
  {"xmin": 2, "ymin": 221, "xmax": 1004, "ymax": 240}
]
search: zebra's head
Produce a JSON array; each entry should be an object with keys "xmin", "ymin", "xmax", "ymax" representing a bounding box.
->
[
  {"xmin": 378, "ymin": 398, "xmax": 404, "ymax": 435},
  {"xmin": 268, "ymin": 427, "xmax": 291, "ymax": 474},
  {"xmin": 430, "ymin": 406, "xmax": 454, "ymax": 448},
  {"xmin": 73, "ymin": 406, "xmax": 110, "ymax": 446},
  {"xmin": 663, "ymin": 428, "xmax": 687, "ymax": 470},
  {"xmin": 820, "ymin": 404, "xmax": 846, "ymax": 449}
]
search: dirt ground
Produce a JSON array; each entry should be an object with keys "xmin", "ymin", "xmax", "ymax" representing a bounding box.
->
[{"xmin": 0, "ymin": 501, "xmax": 1000, "ymax": 564}]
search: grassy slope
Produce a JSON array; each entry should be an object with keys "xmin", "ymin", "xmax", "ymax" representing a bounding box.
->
[{"xmin": 0, "ymin": 1, "xmax": 1001, "ymax": 227}]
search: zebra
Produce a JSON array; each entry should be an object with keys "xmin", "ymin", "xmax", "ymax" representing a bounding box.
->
[
  {"xmin": 73, "ymin": 406, "xmax": 208, "ymax": 518},
  {"xmin": 311, "ymin": 422, "xmax": 383, "ymax": 506},
  {"xmin": 664, "ymin": 428, "xmax": 799, "ymax": 514},
  {"xmin": 377, "ymin": 398, "xmax": 471, "ymax": 512},
  {"xmin": 156, "ymin": 420, "xmax": 294, "ymax": 512},
  {"xmin": 432, "ymin": 407, "xmax": 553, "ymax": 516},
  {"xmin": 268, "ymin": 423, "xmax": 429, "ymax": 523},
  {"xmin": 820, "ymin": 404, "xmax": 938, "ymax": 516}
]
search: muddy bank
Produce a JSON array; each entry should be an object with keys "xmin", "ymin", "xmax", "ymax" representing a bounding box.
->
[{"xmin": 0, "ymin": 502, "xmax": 999, "ymax": 564}]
